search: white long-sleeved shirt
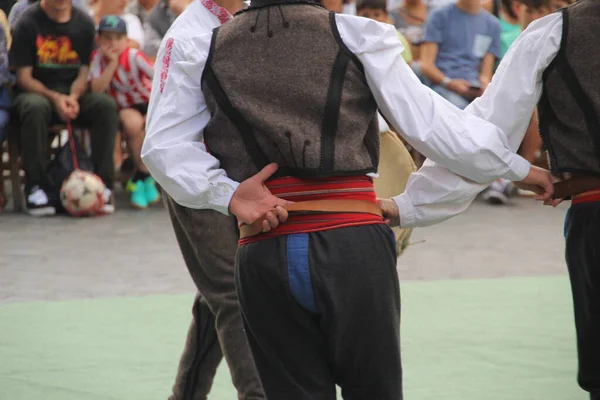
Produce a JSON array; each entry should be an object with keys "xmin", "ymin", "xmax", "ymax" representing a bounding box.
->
[
  {"xmin": 394, "ymin": 13, "xmax": 563, "ymax": 228},
  {"xmin": 142, "ymin": 7, "xmax": 532, "ymax": 218}
]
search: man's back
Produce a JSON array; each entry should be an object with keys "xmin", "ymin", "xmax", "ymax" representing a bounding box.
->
[{"xmin": 538, "ymin": 0, "xmax": 600, "ymax": 176}]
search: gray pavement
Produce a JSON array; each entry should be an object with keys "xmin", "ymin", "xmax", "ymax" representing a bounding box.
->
[{"xmin": 0, "ymin": 191, "xmax": 570, "ymax": 304}]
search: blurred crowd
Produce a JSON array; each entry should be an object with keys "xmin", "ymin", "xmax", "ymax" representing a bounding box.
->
[{"xmin": 0, "ymin": 0, "xmax": 574, "ymax": 216}]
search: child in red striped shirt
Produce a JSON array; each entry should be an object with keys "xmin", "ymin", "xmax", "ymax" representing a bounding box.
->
[{"xmin": 89, "ymin": 15, "xmax": 160, "ymax": 209}]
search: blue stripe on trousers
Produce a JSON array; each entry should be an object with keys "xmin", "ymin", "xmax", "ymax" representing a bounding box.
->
[{"xmin": 286, "ymin": 234, "xmax": 318, "ymax": 314}]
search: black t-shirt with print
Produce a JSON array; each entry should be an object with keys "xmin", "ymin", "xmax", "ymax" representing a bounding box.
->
[{"xmin": 9, "ymin": 3, "xmax": 95, "ymax": 90}]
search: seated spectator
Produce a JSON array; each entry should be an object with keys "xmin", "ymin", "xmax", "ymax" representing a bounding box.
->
[
  {"xmin": 321, "ymin": 0, "xmax": 343, "ymax": 11},
  {"xmin": 550, "ymin": 0, "xmax": 573, "ymax": 10},
  {"xmin": 513, "ymin": 0, "xmax": 551, "ymax": 166},
  {"xmin": 355, "ymin": 0, "xmax": 413, "ymax": 64},
  {"xmin": 420, "ymin": 0, "xmax": 501, "ymax": 109},
  {"xmin": 518, "ymin": 0, "xmax": 552, "ymax": 27},
  {"xmin": 126, "ymin": 0, "xmax": 159, "ymax": 24},
  {"xmin": 0, "ymin": 6, "xmax": 9, "ymax": 46},
  {"xmin": 143, "ymin": 0, "xmax": 192, "ymax": 58},
  {"xmin": 8, "ymin": 0, "xmax": 87, "ymax": 29},
  {"xmin": 90, "ymin": 0, "xmax": 144, "ymax": 49},
  {"xmin": 497, "ymin": 0, "xmax": 521, "ymax": 59},
  {"xmin": 89, "ymin": 15, "xmax": 159, "ymax": 209},
  {"xmin": 9, "ymin": 0, "xmax": 118, "ymax": 216},
  {"xmin": 389, "ymin": 0, "xmax": 428, "ymax": 61},
  {"xmin": 0, "ymin": 9, "xmax": 10, "ymax": 146}
]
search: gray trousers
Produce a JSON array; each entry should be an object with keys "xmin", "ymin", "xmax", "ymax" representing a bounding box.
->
[{"xmin": 164, "ymin": 195, "xmax": 264, "ymax": 400}]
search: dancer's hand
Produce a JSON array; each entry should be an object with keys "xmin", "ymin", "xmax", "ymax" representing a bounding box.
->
[
  {"xmin": 378, "ymin": 198, "xmax": 400, "ymax": 227},
  {"xmin": 229, "ymin": 163, "xmax": 291, "ymax": 227},
  {"xmin": 515, "ymin": 166, "xmax": 556, "ymax": 203}
]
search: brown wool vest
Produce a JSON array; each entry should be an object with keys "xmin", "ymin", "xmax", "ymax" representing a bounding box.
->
[
  {"xmin": 201, "ymin": 2, "xmax": 380, "ymax": 182},
  {"xmin": 538, "ymin": 0, "xmax": 600, "ymax": 176}
]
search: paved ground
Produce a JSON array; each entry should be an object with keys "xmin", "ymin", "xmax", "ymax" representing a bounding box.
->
[
  {"xmin": 0, "ymin": 191, "xmax": 569, "ymax": 304},
  {"xmin": 0, "ymin": 191, "xmax": 582, "ymax": 400}
]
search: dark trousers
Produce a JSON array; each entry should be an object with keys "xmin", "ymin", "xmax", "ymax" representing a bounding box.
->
[
  {"xmin": 164, "ymin": 195, "xmax": 264, "ymax": 400},
  {"xmin": 236, "ymin": 224, "xmax": 402, "ymax": 400},
  {"xmin": 565, "ymin": 202, "xmax": 600, "ymax": 400},
  {"xmin": 11, "ymin": 90, "xmax": 119, "ymax": 190}
]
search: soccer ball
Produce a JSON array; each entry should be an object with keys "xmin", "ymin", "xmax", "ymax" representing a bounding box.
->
[{"xmin": 60, "ymin": 170, "xmax": 106, "ymax": 217}]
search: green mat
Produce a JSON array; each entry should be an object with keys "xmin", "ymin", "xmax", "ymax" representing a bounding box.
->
[{"xmin": 0, "ymin": 276, "xmax": 586, "ymax": 400}]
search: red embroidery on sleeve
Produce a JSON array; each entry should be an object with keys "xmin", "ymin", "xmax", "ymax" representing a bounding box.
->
[
  {"xmin": 160, "ymin": 38, "xmax": 175, "ymax": 93},
  {"xmin": 200, "ymin": 0, "xmax": 232, "ymax": 24}
]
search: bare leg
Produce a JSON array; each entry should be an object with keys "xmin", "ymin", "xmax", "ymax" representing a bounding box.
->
[{"xmin": 119, "ymin": 108, "xmax": 148, "ymax": 173}]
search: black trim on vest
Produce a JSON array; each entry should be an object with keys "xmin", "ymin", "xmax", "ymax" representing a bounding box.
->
[
  {"xmin": 204, "ymin": 67, "xmax": 271, "ymax": 171},
  {"xmin": 200, "ymin": 27, "xmax": 219, "ymax": 85},
  {"xmin": 329, "ymin": 11, "xmax": 365, "ymax": 75},
  {"xmin": 203, "ymin": 30, "xmax": 271, "ymax": 171},
  {"xmin": 537, "ymin": 85, "xmax": 560, "ymax": 171},
  {"xmin": 364, "ymin": 114, "xmax": 379, "ymax": 168},
  {"xmin": 320, "ymin": 49, "xmax": 350, "ymax": 172},
  {"xmin": 539, "ymin": 8, "xmax": 600, "ymax": 172}
]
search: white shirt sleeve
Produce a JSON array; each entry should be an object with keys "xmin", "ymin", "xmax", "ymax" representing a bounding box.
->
[
  {"xmin": 335, "ymin": 14, "xmax": 531, "ymax": 187},
  {"xmin": 141, "ymin": 33, "xmax": 239, "ymax": 215},
  {"xmin": 123, "ymin": 13, "xmax": 146, "ymax": 50},
  {"xmin": 394, "ymin": 14, "xmax": 563, "ymax": 228}
]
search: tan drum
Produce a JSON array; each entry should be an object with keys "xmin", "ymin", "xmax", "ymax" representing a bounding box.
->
[{"xmin": 374, "ymin": 130, "xmax": 417, "ymax": 256}]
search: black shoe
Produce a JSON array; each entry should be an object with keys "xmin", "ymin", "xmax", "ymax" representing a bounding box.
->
[{"xmin": 25, "ymin": 186, "xmax": 56, "ymax": 217}]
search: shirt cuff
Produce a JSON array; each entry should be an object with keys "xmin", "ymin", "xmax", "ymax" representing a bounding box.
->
[
  {"xmin": 502, "ymin": 154, "xmax": 531, "ymax": 182},
  {"xmin": 392, "ymin": 192, "xmax": 418, "ymax": 229},
  {"xmin": 210, "ymin": 179, "xmax": 240, "ymax": 216}
]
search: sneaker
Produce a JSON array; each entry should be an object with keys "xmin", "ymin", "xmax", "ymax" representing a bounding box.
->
[
  {"xmin": 26, "ymin": 186, "xmax": 56, "ymax": 216},
  {"xmin": 102, "ymin": 188, "xmax": 115, "ymax": 214},
  {"xmin": 126, "ymin": 179, "xmax": 148, "ymax": 209},
  {"xmin": 143, "ymin": 176, "xmax": 161, "ymax": 206},
  {"xmin": 482, "ymin": 180, "xmax": 508, "ymax": 205},
  {"xmin": 503, "ymin": 180, "xmax": 519, "ymax": 197}
]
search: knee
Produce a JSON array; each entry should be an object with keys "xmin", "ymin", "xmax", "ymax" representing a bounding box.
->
[
  {"xmin": 13, "ymin": 93, "xmax": 52, "ymax": 120},
  {"xmin": 88, "ymin": 92, "xmax": 118, "ymax": 113},
  {"xmin": 120, "ymin": 110, "xmax": 145, "ymax": 139}
]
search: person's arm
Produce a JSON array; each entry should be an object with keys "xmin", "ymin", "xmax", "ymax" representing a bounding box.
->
[
  {"xmin": 90, "ymin": 59, "xmax": 118, "ymax": 93},
  {"xmin": 479, "ymin": 52, "xmax": 495, "ymax": 88},
  {"xmin": 418, "ymin": 10, "xmax": 446, "ymax": 85},
  {"xmin": 70, "ymin": 65, "xmax": 90, "ymax": 99},
  {"xmin": 419, "ymin": 42, "xmax": 444, "ymax": 84},
  {"xmin": 135, "ymin": 49, "xmax": 154, "ymax": 80},
  {"xmin": 15, "ymin": 67, "xmax": 60, "ymax": 102},
  {"xmin": 396, "ymin": 14, "xmax": 563, "ymax": 227},
  {"xmin": 70, "ymin": 22, "xmax": 96, "ymax": 99},
  {"xmin": 420, "ymin": 12, "xmax": 472, "ymax": 96},
  {"xmin": 141, "ymin": 34, "xmax": 239, "ymax": 214},
  {"xmin": 0, "ymin": 10, "xmax": 11, "ymax": 48},
  {"xmin": 10, "ymin": 22, "xmax": 60, "ymax": 101},
  {"xmin": 479, "ymin": 20, "xmax": 502, "ymax": 88},
  {"xmin": 335, "ymin": 13, "xmax": 561, "ymax": 227},
  {"xmin": 336, "ymin": 14, "xmax": 530, "ymax": 184}
]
